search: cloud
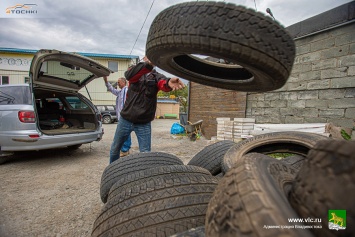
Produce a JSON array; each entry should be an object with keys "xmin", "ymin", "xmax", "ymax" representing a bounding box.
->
[{"xmin": 0, "ymin": 0, "xmax": 352, "ymax": 59}]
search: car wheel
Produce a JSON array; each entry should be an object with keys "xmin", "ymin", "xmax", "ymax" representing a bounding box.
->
[
  {"xmin": 187, "ymin": 140, "xmax": 236, "ymax": 176},
  {"xmin": 0, "ymin": 157, "xmax": 10, "ymax": 165},
  {"xmin": 0, "ymin": 152, "xmax": 14, "ymax": 165},
  {"xmin": 100, "ymin": 152, "xmax": 184, "ymax": 203},
  {"xmin": 222, "ymin": 131, "xmax": 329, "ymax": 173},
  {"xmin": 289, "ymin": 139, "xmax": 355, "ymax": 237},
  {"xmin": 102, "ymin": 116, "xmax": 111, "ymax": 124},
  {"xmin": 206, "ymin": 153, "xmax": 314, "ymax": 237},
  {"xmin": 146, "ymin": 1, "xmax": 295, "ymax": 92}
]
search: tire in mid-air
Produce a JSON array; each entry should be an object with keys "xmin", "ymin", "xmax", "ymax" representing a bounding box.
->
[{"xmin": 146, "ymin": 1, "xmax": 295, "ymax": 92}]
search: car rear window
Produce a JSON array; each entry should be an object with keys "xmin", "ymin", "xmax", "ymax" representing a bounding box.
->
[
  {"xmin": 96, "ymin": 106, "xmax": 105, "ymax": 112},
  {"xmin": 66, "ymin": 96, "xmax": 88, "ymax": 109},
  {"xmin": 0, "ymin": 86, "xmax": 32, "ymax": 105}
]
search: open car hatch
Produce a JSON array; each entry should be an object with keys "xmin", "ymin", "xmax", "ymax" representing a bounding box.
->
[{"xmin": 30, "ymin": 49, "xmax": 113, "ymax": 92}]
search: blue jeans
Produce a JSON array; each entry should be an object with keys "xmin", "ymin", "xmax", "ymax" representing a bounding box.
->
[
  {"xmin": 120, "ymin": 135, "xmax": 131, "ymax": 152},
  {"xmin": 109, "ymin": 117, "xmax": 151, "ymax": 164}
]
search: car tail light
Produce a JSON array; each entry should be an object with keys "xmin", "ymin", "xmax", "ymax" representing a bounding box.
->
[
  {"xmin": 29, "ymin": 134, "xmax": 40, "ymax": 138},
  {"xmin": 18, "ymin": 111, "xmax": 36, "ymax": 123}
]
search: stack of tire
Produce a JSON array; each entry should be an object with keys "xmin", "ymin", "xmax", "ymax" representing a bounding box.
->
[
  {"xmin": 205, "ymin": 133, "xmax": 355, "ymax": 237},
  {"xmin": 91, "ymin": 152, "xmax": 220, "ymax": 237},
  {"xmin": 92, "ymin": 0, "xmax": 355, "ymax": 235},
  {"xmin": 91, "ymin": 132, "xmax": 355, "ymax": 237}
]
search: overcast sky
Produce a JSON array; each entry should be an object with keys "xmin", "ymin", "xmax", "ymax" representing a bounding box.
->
[{"xmin": 0, "ymin": 0, "xmax": 352, "ymax": 60}]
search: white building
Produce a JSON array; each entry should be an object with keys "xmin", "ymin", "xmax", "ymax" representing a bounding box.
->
[{"xmin": 0, "ymin": 47, "xmax": 139, "ymax": 105}]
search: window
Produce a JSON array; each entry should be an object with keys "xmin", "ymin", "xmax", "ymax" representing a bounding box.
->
[
  {"xmin": 65, "ymin": 96, "xmax": 88, "ymax": 109},
  {"xmin": 45, "ymin": 98, "xmax": 64, "ymax": 109},
  {"xmin": 0, "ymin": 85, "xmax": 32, "ymax": 105},
  {"xmin": 1, "ymin": 76, "xmax": 9, "ymax": 85},
  {"xmin": 96, "ymin": 105, "xmax": 105, "ymax": 112},
  {"xmin": 24, "ymin": 77, "xmax": 30, "ymax": 84},
  {"xmin": 108, "ymin": 61, "xmax": 118, "ymax": 72}
]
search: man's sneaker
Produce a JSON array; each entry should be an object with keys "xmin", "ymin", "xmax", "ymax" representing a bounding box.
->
[{"xmin": 120, "ymin": 151, "xmax": 130, "ymax": 157}]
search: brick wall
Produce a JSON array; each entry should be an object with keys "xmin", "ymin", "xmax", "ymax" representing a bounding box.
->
[
  {"xmin": 246, "ymin": 3, "xmax": 355, "ymax": 129},
  {"xmin": 188, "ymin": 82, "xmax": 246, "ymax": 139}
]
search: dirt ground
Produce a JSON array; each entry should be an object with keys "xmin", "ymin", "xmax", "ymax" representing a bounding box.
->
[{"xmin": 0, "ymin": 119, "xmax": 213, "ymax": 237}]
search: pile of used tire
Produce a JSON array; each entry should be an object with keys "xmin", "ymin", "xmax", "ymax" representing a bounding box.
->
[
  {"xmin": 92, "ymin": 1, "xmax": 355, "ymax": 235},
  {"xmin": 91, "ymin": 131, "xmax": 354, "ymax": 237}
]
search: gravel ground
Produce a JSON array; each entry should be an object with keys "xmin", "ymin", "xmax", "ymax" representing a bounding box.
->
[{"xmin": 0, "ymin": 119, "xmax": 213, "ymax": 237}]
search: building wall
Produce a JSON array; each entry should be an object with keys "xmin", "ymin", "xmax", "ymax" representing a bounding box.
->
[
  {"xmin": 245, "ymin": 20, "xmax": 355, "ymax": 128},
  {"xmin": 188, "ymin": 82, "xmax": 247, "ymax": 139},
  {"xmin": 0, "ymin": 51, "xmax": 133, "ymax": 106},
  {"xmin": 0, "ymin": 53, "xmax": 33, "ymax": 84},
  {"xmin": 156, "ymin": 103, "xmax": 180, "ymax": 118}
]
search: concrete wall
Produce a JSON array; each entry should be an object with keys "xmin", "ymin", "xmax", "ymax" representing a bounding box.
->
[{"xmin": 246, "ymin": 2, "xmax": 355, "ymax": 129}]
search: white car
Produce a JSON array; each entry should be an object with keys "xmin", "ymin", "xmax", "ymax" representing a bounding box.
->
[{"xmin": 0, "ymin": 49, "xmax": 112, "ymax": 163}]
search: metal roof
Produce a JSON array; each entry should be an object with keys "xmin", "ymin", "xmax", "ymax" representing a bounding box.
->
[
  {"xmin": 287, "ymin": 1, "xmax": 355, "ymax": 39},
  {"xmin": 0, "ymin": 47, "xmax": 139, "ymax": 59},
  {"xmin": 157, "ymin": 99, "xmax": 179, "ymax": 104}
]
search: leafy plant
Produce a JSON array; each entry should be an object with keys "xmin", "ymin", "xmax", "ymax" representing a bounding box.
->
[
  {"xmin": 158, "ymin": 83, "xmax": 189, "ymax": 113},
  {"xmin": 341, "ymin": 129, "xmax": 351, "ymax": 140}
]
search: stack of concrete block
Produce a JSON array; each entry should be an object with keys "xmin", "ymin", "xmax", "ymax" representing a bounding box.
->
[
  {"xmin": 216, "ymin": 117, "xmax": 233, "ymax": 141},
  {"xmin": 217, "ymin": 117, "xmax": 256, "ymax": 141},
  {"xmin": 233, "ymin": 118, "xmax": 256, "ymax": 139}
]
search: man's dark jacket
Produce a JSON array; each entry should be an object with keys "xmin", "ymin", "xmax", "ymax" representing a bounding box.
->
[{"xmin": 121, "ymin": 62, "xmax": 172, "ymax": 124}]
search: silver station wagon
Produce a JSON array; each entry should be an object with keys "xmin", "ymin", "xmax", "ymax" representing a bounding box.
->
[{"xmin": 0, "ymin": 49, "xmax": 112, "ymax": 163}]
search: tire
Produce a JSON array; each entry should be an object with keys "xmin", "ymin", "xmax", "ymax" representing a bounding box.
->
[
  {"xmin": 222, "ymin": 131, "xmax": 328, "ymax": 173},
  {"xmin": 205, "ymin": 153, "xmax": 314, "ymax": 237},
  {"xmin": 188, "ymin": 140, "xmax": 236, "ymax": 175},
  {"xmin": 170, "ymin": 226, "xmax": 205, "ymax": 237},
  {"xmin": 289, "ymin": 140, "xmax": 355, "ymax": 237},
  {"xmin": 100, "ymin": 152, "xmax": 183, "ymax": 203},
  {"xmin": 281, "ymin": 155, "xmax": 306, "ymax": 172},
  {"xmin": 107, "ymin": 165, "xmax": 212, "ymax": 203},
  {"xmin": 92, "ymin": 170, "xmax": 219, "ymax": 237},
  {"xmin": 146, "ymin": 1, "xmax": 295, "ymax": 92},
  {"xmin": 102, "ymin": 115, "xmax": 111, "ymax": 124},
  {"xmin": 0, "ymin": 157, "xmax": 9, "ymax": 165}
]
